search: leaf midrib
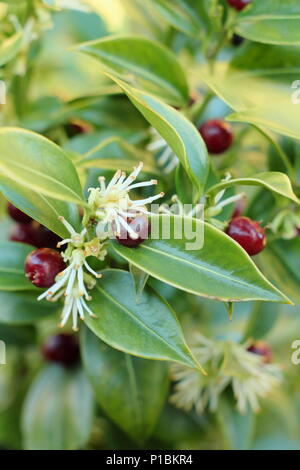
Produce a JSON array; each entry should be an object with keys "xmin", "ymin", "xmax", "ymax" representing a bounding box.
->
[{"xmin": 95, "ymin": 284, "xmax": 192, "ymax": 365}]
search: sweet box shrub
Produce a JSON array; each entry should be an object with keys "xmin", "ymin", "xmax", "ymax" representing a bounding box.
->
[{"xmin": 0, "ymin": 0, "xmax": 300, "ymax": 452}]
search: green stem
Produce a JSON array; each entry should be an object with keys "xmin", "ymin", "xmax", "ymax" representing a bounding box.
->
[{"xmin": 188, "ymin": 92, "xmax": 213, "ymax": 122}]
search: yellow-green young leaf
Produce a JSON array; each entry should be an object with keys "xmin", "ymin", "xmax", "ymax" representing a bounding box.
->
[
  {"xmin": 0, "ymin": 176, "xmax": 80, "ymax": 238},
  {"xmin": 73, "ymin": 35, "xmax": 189, "ymax": 106},
  {"xmin": 76, "ymin": 136, "xmax": 158, "ymax": 174},
  {"xmin": 0, "ymin": 128, "xmax": 85, "ymax": 206},
  {"xmin": 108, "ymin": 76, "xmax": 208, "ymax": 198},
  {"xmin": 0, "ymin": 32, "xmax": 23, "ymax": 67},
  {"xmin": 84, "ymin": 269, "xmax": 203, "ymax": 371},
  {"xmin": 113, "ymin": 215, "xmax": 290, "ymax": 304},
  {"xmin": 199, "ymin": 43, "xmax": 300, "ymax": 140},
  {"xmin": 258, "ymin": 238, "xmax": 300, "ymax": 305},
  {"xmin": 21, "ymin": 365, "xmax": 94, "ymax": 450},
  {"xmin": 235, "ymin": 0, "xmax": 300, "ymax": 45},
  {"xmin": 0, "ymin": 242, "xmax": 38, "ymax": 291},
  {"xmin": 207, "ymin": 172, "xmax": 299, "ymax": 204},
  {"xmin": 81, "ymin": 328, "xmax": 169, "ymax": 443}
]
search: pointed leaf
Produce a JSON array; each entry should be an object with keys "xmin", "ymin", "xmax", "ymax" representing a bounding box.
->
[
  {"xmin": 74, "ymin": 35, "xmax": 189, "ymax": 106},
  {"xmin": 113, "ymin": 215, "xmax": 290, "ymax": 304},
  {"xmin": 0, "ymin": 128, "xmax": 85, "ymax": 206},
  {"xmin": 84, "ymin": 269, "xmax": 202, "ymax": 370},
  {"xmin": 207, "ymin": 172, "xmax": 299, "ymax": 204}
]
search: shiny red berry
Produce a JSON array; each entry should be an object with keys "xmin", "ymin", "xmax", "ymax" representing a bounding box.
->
[
  {"xmin": 247, "ymin": 341, "xmax": 273, "ymax": 364},
  {"xmin": 226, "ymin": 216, "xmax": 266, "ymax": 256},
  {"xmin": 7, "ymin": 203, "xmax": 32, "ymax": 224},
  {"xmin": 116, "ymin": 215, "xmax": 150, "ymax": 248},
  {"xmin": 199, "ymin": 119, "xmax": 233, "ymax": 154},
  {"xmin": 227, "ymin": 0, "xmax": 252, "ymax": 11},
  {"xmin": 42, "ymin": 334, "xmax": 80, "ymax": 366},
  {"xmin": 25, "ymin": 248, "xmax": 66, "ymax": 288},
  {"xmin": 10, "ymin": 223, "xmax": 40, "ymax": 246}
]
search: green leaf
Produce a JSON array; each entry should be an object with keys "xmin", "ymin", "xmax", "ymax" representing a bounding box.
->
[
  {"xmin": 73, "ymin": 35, "xmax": 189, "ymax": 106},
  {"xmin": 0, "ymin": 177, "xmax": 81, "ymax": 238},
  {"xmin": 0, "ymin": 241, "xmax": 38, "ymax": 291},
  {"xmin": 235, "ymin": 0, "xmax": 300, "ymax": 45},
  {"xmin": 243, "ymin": 302, "xmax": 280, "ymax": 341},
  {"xmin": 81, "ymin": 327, "xmax": 168, "ymax": 442},
  {"xmin": 129, "ymin": 263, "xmax": 149, "ymax": 301},
  {"xmin": 21, "ymin": 365, "xmax": 94, "ymax": 450},
  {"xmin": 218, "ymin": 398, "xmax": 255, "ymax": 450},
  {"xmin": 151, "ymin": 0, "xmax": 201, "ymax": 37},
  {"xmin": 76, "ymin": 136, "xmax": 158, "ymax": 174},
  {"xmin": 84, "ymin": 269, "xmax": 202, "ymax": 370},
  {"xmin": 0, "ymin": 32, "xmax": 23, "ymax": 67},
  {"xmin": 108, "ymin": 76, "xmax": 208, "ymax": 198},
  {"xmin": 0, "ymin": 290, "xmax": 56, "ymax": 325},
  {"xmin": 113, "ymin": 214, "xmax": 290, "ymax": 304},
  {"xmin": 0, "ymin": 128, "xmax": 85, "ymax": 207},
  {"xmin": 207, "ymin": 172, "xmax": 299, "ymax": 204},
  {"xmin": 199, "ymin": 43, "xmax": 300, "ymax": 140},
  {"xmin": 258, "ymin": 238, "xmax": 300, "ymax": 304}
]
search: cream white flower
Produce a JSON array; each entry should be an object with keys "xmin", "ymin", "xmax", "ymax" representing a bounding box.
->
[
  {"xmin": 170, "ymin": 333, "xmax": 282, "ymax": 415},
  {"xmin": 147, "ymin": 127, "xmax": 179, "ymax": 174},
  {"xmin": 37, "ymin": 217, "xmax": 105, "ymax": 331},
  {"xmin": 88, "ymin": 162, "xmax": 164, "ymax": 240}
]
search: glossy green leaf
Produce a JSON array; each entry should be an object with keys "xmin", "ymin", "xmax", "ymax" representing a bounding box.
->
[
  {"xmin": 0, "ymin": 32, "xmax": 23, "ymax": 67},
  {"xmin": 21, "ymin": 365, "xmax": 94, "ymax": 450},
  {"xmin": 0, "ymin": 242, "xmax": 37, "ymax": 291},
  {"xmin": 258, "ymin": 238, "xmax": 300, "ymax": 304},
  {"xmin": 207, "ymin": 172, "xmax": 299, "ymax": 204},
  {"xmin": 235, "ymin": 0, "xmax": 300, "ymax": 45},
  {"xmin": 113, "ymin": 215, "xmax": 290, "ymax": 304},
  {"xmin": 84, "ymin": 269, "xmax": 202, "ymax": 370},
  {"xmin": 81, "ymin": 327, "xmax": 168, "ymax": 442},
  {"xmin": 199, "ymin": 42, "xmax": 300, "ymax": 140},
  {"xmin": 76, "ymin": 136, "xmax": 158, "ymax": 174},
  {"xmin": 108, "ymin": 76, "xmax": 208, "ymax": 197},
  {"xmin": 74, "ymin": 35, "xmax": 189, "ymax": 106},
  {"xmin": 0, "ymin": 176, "xmax": 81, "ymax": 238},
  {"xmin": 0, "ymin": 128, "xmax": 85, "ymax": 206},
  {"xmin": 0, "ymin": 290, "xmax": 56, "ymax": 325}
]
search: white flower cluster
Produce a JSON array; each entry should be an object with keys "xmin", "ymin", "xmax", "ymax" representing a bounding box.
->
[
  {"xmin": 36, "ymin": 163, "xmax": 163, "ymax": 330},
  {"xmin": 170, "ymin": 333, "xmax": 281, "ymax": 414},
  {"xmin": 88, "ymin": 161, "xmax": 164, "ymax": 240}
]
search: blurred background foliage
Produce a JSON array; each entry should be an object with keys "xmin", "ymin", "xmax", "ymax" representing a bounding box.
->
[{"xmin": 0, "ymin": 0, "xmax": 300, "ymax": 450}]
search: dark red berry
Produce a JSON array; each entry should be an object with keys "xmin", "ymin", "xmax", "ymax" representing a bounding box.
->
[
  {"xmin": 116, "ymin": 215, "xmax": 150, "ymax": 248},
  {"xmin": 35, "ymin": 225, "xmax": 61, "ymax": 249},
  {"xmin": 42, "ymin": 334, "xmax": 80, "ymax": 367},
  {"xmin": 199, "ymin": 119, "xmax": 233, "ymax": 154},
  {"xmin": 7, "ymin": 203, "xmax": 32, "ymax": 224},
  {"xmin": 227, "ymin": 0, "xmax": 252, "ymax": 11},
  {"xmin": 10, "ymin": 223, "xmax": 40, "ymax": 246},
  {"xmin": 247, "ymin": 341, "xmax": 273, "ymax": 364},
  {"xmin": 226, "ymin": 216, "xmax": 266, "ymax": 256},
  {"xmin": 25, "ymin": 248, "xmax": 66, "ymax": 288},
  {"xmin": 231, "ymin": 34, "xmax": 245, "ymax": 46}
]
